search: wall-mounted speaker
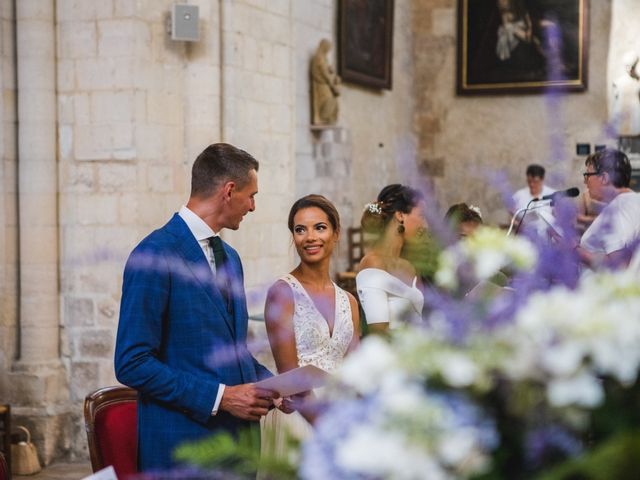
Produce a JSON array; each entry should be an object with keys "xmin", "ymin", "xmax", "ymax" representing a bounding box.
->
[{"xmin": 170, "ymin": 4, "xmax": 199, "ymax": 42}]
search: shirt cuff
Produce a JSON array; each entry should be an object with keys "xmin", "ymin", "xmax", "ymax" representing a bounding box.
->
[{"xmin": 211, "ymin": 384, "xmax": 225, "ymax": 416}]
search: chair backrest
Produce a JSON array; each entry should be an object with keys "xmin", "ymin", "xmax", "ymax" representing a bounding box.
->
[
  {"xmin": 84, "ymin": 386, "xmax": 138, "ymax": 478},
  {"xmin": 346, "ymin": 226, "xmax": 365, "ymax": 272}
]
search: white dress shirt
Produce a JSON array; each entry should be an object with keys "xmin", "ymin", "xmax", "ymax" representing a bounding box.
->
[{"xmin": 178, "ymin": 206, "xmax": 226, "ymax": 415}]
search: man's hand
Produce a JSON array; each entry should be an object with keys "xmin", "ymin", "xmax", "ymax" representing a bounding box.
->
[{"xmin": 220, "ymin": 384, "xmax": 278, "ymax": 421}]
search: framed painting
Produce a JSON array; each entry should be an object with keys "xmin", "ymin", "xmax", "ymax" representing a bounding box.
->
[
  {"xmin": 457, "ymin": 0, "xmax": 589, "ymax": 95},
  {"xmin": 338, "ymin": 0, "xmax": 394, "ymax": 90}
]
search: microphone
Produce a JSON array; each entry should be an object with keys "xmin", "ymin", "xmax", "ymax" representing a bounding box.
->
[{"xmin": 535, "ymin": 187, "xmax": 580, "ymax": 202}]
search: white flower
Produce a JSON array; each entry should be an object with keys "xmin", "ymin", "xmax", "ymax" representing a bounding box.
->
[
  {"xmin": 547, "ymin": 372, "xmax": 603, "ymax": 408},
  {"xmin": 337, "ymin": 335, "xmax": 398, "ymax": 395},
  {"xmin": 379, "ymin": 383, "xmax": 427, "ymax": 415},
  {"xmin": 435, "ymin": 227, "xmax": 537, "ymax": 289},
  {"xmin": 540, "ymin": 342, "xmax": 585, "ymax": 377},
  {"xmin": 437, "ymin": 352, "xmax": 479, "ymax": 387},
  {"xmin": 336, "ymin": 425, "xmax": 449, "ymax": 480},
  {"xmin": 437, "ymin": 428, "xmax": 486, "ymax": 471}
]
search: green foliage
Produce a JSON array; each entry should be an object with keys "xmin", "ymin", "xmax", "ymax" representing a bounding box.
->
[
  {"xmin": 535, "ymin": 431, "xmax": 640, "ymax": 480},
  {"xmin": 173, "ymin": 426, "xmax": 298, "ymax": 480},
  {"xmin": 402, "ymin": 232, "xmax": 442, "ymax": 283}
]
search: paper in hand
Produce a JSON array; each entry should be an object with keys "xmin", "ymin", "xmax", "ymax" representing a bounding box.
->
[{"xmin": 255, "ymin": 365, "xmax": 329, "ymax": 396}]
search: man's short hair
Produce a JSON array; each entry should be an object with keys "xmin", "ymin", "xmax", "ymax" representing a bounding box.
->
[
  {"xmin": 190, "ymin": 143, "xmax": 259, "ymax": 197},
  {"xmin": 526, "ymin": 164, "xmax": 546, "ymax": 178},
  {"xmin": 585, "ymin": 148, "xmax": 631, "ymax": 188}
]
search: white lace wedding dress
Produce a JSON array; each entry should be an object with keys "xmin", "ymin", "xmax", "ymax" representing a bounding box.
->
[{"xmin": 260, "ymin": 274, "xmax": 354, "ymax": 463}]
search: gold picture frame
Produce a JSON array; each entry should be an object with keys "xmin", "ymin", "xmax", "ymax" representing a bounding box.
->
[{"xmin": 457, "ymin": 0, "xmax": 589, "ymax": 95}]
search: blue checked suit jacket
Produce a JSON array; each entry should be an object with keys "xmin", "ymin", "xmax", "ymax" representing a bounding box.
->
[{"xmin": 114, "ymin": 213, "xmax": 272, "ymax": 471}]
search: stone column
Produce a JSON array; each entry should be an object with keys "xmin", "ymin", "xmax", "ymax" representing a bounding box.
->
[{"xmin": 9, "ymin": 0, "xmax": 70, "ymax": 464}]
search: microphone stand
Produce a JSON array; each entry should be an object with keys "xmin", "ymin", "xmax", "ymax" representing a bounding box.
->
[{"xmin": 506, "ymin": 200, "xmax": 551, "ymax": 236}]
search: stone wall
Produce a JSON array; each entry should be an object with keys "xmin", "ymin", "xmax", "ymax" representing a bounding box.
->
[
  {"xmin": 221, "ymin": 0, "xmax": 296, "ymax": 309},
  {"xmin": 0, "ymin": 0, "xmax": 18, "ymax": 398},
  {"xmin": 412, "ymin": 0, "xmax": 613, "ymax": 225}
]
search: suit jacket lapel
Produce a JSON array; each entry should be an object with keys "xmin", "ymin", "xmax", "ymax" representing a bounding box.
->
[{"xmin": 165, "ymin": 214, "xmax": 236, "ymax": 335}]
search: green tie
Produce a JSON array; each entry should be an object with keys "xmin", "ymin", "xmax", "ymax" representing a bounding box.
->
[
  {"xmin": 208, "ymin": 236, "xmax": 226, "ymax": 272},
  {"xmin": 208, "ymin": 236, "xmax": 232, "ymax": 313}
]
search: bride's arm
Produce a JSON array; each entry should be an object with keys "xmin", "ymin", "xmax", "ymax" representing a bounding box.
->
[
  {"xmin": 264, "ymin": 281, "xmax": 298, "ymax": 374},
  {"xmin": 264, "ymin": 281, "xmax": 308, "ymax": 416}
]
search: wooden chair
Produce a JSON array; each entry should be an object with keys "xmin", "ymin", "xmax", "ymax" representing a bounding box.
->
[
  {"xmin": 336, "ymin": 227, "xmax": 366, "ymax": 297},
  {"xmin": 84, "ymin": 386, "xmax": 138, "ymax": 478},
  {"xmin": 345, "ymin": 226, "xmax": 365, "ymax": 272},
  {"xmin": 0, "ymin": 405, "xmax": 10, "ymax": 476}
]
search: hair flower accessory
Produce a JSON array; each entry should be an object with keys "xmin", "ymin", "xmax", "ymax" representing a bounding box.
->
[
  {"xmin": 469, "ymin": 204, "xmax": 483, "ymax": 219},
  {"xmin": 364, "ymin": 202, "xmax": 382, "ymax": 215}
]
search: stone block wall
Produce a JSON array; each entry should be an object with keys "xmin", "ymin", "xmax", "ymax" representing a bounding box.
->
[
  {"xmin": 220, "ymin": 0, "xmax": 296, "ymax": 315},
  {"xmin": 0, "ymin": 0, "xmax": 18, "ymax": 398}
]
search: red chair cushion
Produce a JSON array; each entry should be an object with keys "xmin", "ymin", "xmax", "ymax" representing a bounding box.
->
[
  {"xmin": 0, "ymin": 452, "xmax": 8, "ymax": 480},
  {"xmin": 95, "ymin": 401, "xmax": 137, "ymax": 478}
]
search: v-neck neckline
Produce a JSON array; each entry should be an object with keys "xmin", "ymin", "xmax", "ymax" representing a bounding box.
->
[{"xmin": 287, "ymin": 274, "xmax": 338, "ymax": 338}]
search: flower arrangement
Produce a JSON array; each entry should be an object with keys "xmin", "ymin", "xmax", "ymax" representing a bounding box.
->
[{"xmin": 301, "ymin": 229, "xmax": 640, "ymax": 479}]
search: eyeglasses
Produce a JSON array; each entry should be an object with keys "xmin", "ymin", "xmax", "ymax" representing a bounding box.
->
[{"xmin": 582, "ymin": 171, "xmax": 600, "ymax": 180}]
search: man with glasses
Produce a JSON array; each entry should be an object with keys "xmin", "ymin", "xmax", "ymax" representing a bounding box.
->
[{"xmin": 577, "ymin": 148, "xmax": 640, "ymax": 269}]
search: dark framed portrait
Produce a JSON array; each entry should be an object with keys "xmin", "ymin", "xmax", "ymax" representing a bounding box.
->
[
  {"xmin": 338, "ymin": 0, "xmax": 394, "ymax": 90},
  {"xmin": 457, "ymin": 0, "xmax": 589, "ymax": 95}
]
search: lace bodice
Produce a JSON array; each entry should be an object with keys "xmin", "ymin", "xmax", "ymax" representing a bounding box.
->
[{"xmin": 279, "ymin": 274, "xmax": 354, "ymax": 373}]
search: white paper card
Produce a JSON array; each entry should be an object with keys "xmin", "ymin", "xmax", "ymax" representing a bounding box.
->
[
  {"xmin": 81, "ymin": 466, "xmax": 118, "ymax": 480},
  {"xmin": 255, "ymin": 365, "xmax": 329, "ymax": 396}
]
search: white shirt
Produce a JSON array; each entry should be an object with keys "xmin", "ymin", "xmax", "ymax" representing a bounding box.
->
[
  {"xmin": 512, "ymin": 185, "xmax": 556, "ymax": 235},
  {"xmin": 178, "ymin": 205, "xmax": 221, "ymax": 273},
  {"xmin": 178, "ymin": 206, "xmax": 225, "ymax": 415},
  {"xmin": 512, "ymin": 185, "xmax": 556, "ymax": 212},
  {"xmin": 580, "ymin": 191, "xmax": 640, "ymax": 256}
]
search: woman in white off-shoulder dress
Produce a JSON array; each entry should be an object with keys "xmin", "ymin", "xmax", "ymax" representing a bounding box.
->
[
  {"xmin": 261, "ymin": 194, "xmax": 360, "ymax": 461},
  {"xmin": 357, "ymin": 184, "xmax": 427, "ymax": 332}
]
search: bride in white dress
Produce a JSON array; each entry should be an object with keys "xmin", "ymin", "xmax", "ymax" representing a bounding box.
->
[
  {"xmin": 357, "ymin": 184, "xmax": 427, "ymax": 332},
  {"xmin": 261, "ymin": 194, "xmax": 360, "ymax": 461}
]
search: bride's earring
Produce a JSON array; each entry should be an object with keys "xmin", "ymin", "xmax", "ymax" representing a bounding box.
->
[{"xmin": 397, "ymin": 220, "xmax": 405, "ymax": 234}]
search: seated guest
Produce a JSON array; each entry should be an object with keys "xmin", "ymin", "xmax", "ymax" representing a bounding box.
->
[
  {"xmin": 511, "ymin": 164, "xmax": 555, "ymax": 212},
  {"xmin": 577, "ymin": 148, "xmax": 640, "ymax": 269},
  {"xmin": 356, "ymin": 184, "xmax": 427, "ymax": 333},
  {"xmin": 510, "ymin": 164, "xmax": 555, "ymax": 235},
  {"xmin": 445, "ymin": 203, "xmax": 509, "ymax": 289},
  {"xmin": 444, "ymin": 203, "xmax": 483, "ymax": 238}
]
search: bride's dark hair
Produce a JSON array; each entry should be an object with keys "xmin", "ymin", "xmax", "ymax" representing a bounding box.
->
[
  {"xmin": 287, "ymin": 194, "xmax": 341, "ymax": 233},
  {"xmin": 360, "ymin": 184, "xmax": 422, "ymax": 238}
]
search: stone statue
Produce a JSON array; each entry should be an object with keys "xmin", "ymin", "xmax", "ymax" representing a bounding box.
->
[
  {"xmin": 610, "ymin": 51, "xmax": 640, "ymax": 136},
  {"xmin": 311, "ymin": 39, "xmax": 341, "ymax": 125}
]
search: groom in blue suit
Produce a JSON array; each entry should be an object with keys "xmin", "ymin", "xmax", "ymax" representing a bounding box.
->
[{"xmin": 115, "ymin": 143, "xmax": 276, "ymax": 471}]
